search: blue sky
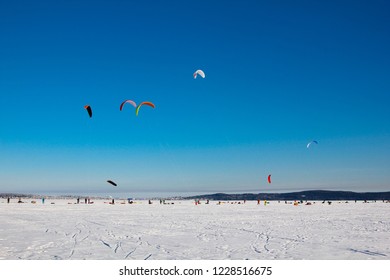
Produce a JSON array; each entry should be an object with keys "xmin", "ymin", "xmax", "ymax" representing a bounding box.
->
[{"xmin": 0, "ymin": 0, "xmax": 389, "ymax": 196}]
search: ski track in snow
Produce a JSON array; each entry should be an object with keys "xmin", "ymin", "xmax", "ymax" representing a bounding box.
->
[{"xmin": 0, "ymin": 200, "xmax": 389, "ymax": 260}]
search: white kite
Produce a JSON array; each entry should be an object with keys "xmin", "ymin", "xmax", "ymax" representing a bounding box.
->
[
  {"xmin": 307, "ymin": 140, "xmax": 318, "ymax": 148},
  {"xmin": 193, "ymin": 69, "xmax": 205, "ymax": 79}
]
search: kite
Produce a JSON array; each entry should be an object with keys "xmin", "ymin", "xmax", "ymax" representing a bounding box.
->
[
  {"xmin": 84, "ymin": 105, "xmax": 92, "ymax": 118},
  {"xmin": 107, "ymin": 180, "xmax": 117, "ymax": 187},
  {"xmin": 193, "ymin": 69, "xmax": 205, "ymax": 79},
  {"xmin": 135, "ymin": 101, "xmax": 155, "ymax": 116},
  {"xmin": 307, "ymin": 140, "xmax": 318, "ymax": 148},
  {"xmin": 120, "ymin": 100, "xmax": 137, "ymax": 111}
]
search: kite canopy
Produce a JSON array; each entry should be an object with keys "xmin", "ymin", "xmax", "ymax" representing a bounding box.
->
[
  {"xmin": 268, "ymin": 174, "xmax": 272, "ymax": 184},
  {"xmin": 193, "ymin": 69, "xmax": 205, "ymax": 79},
  {"xmin": 84, "ymin": 105, "xmax": 92, "ymax": 118},
  {"xmin": 120, "ymin": 100, "xmax": 137, "ymax": 111},
  {"xmin": 107, "ymin": 180, "xmax": 117, "ymax": 187},
  {"xmin": 307, "ymin": 140, "xmax": 318, "ymax": 148},
  {"xmin": 135, "ymin": 101, "xmax": 155, "ymax": 116}
]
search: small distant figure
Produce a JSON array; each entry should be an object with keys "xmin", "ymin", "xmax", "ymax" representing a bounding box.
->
[
  {"xmin": 148, "ymin": 200, "xmax": 152, "ymax": 204},
  {"xmin": 159, "ymin": 199, "xmax": 162, "ymax": 204},
  {"xmin": 7, "ymin": 197, "xmax": 10, "ymax": 203},
  {"xmin": 42, "ymin": 197, "xmax": 45, "ymax": 204},
  {"xmin": 85, "ymin": 198, "xmax": 87, "ymax": 204},
  {"xmin": 87, "ymin": 198, "xmax": 90, "ymax": 204},
  {"xmin": 206, "ymin": 200, "xmax": 209, "ymax": 204},
  {"xmin": 77, "ymin": 197, "xmax": 80, "ymax": 204},
  {"xmin": 257, "ymin": 199, "xmax": 260, "ymax": 205},
  {"xmin": 264, "ymin": 200, "xmax": 267, "ymax": 206},
  {"xmin": 111, "ymin": 198, "xmax": 115, "ymax": 204},
  {"xmin": 328, "ymin": 201, "xmax": 332, "ymax": 205}
]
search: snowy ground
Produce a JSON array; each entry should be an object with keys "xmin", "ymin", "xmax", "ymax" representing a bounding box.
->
[{"xmin": 0, "ymin": 199, "xmax": 389, "ymax": 260}]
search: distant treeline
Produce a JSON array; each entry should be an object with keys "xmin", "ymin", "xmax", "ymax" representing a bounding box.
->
[
  {"xmin": 0, "ymin": 193, "xmax": 33, "ymax": 198},
  {"xmin": 2, "ymin": 190, "xmax": 390, "ymax": 201},
  {"xmin": 185, "ymin": 190, "xmax": 390, "ymax": 201},
  {"xmin": 0, "ymin": 193, "xmax": 100, "ymax": 199}
]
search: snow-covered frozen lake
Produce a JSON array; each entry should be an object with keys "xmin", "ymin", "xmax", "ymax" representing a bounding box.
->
[{"xmin": 0, "ymin": 199, "xmax": 389, "ymax": 260}]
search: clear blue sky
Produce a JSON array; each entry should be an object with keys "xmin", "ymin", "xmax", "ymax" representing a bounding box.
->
[{"xmin": 1, "ymin": 0, "xmax": 389, "ymax": 196}]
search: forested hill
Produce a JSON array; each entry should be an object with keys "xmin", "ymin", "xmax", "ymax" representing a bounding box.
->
[{"xmin": 185, "ymin": 190, "xmax": 390, "ymax": 201}]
